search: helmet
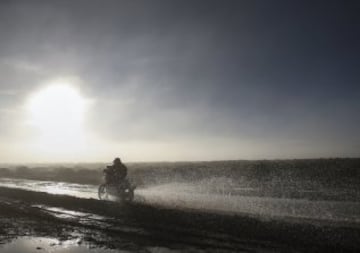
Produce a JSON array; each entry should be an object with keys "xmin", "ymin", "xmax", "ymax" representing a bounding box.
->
[{"xmin": 113, "ymin": 157, "xmax": 121, "ymax": 164}]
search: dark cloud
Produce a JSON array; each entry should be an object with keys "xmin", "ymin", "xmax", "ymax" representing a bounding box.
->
[{"xmin": 0, "ymin": 0, "xmax": 359, "ymax": 160}]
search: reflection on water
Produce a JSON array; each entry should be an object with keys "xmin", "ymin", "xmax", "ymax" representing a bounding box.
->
[
  {"xmin": 0, "ymin": 237, "xmax": 186, "ymax": 253},
  {"xmin": 0, "ymin": 237, "xmax": 123, "ymax": 253},
  {"xmin": 0, "ymin": 178, "xmax": 97, "ymax": 199},
  {"xmin": 33, "ymin": 205, "xmax": 106, "ymax": 220}
]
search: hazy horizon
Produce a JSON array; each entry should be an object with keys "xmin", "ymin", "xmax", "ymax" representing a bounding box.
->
[
  {"xmin": 1, "ymin": 157, "xmax": 359, "ymax": 168},
  {"xmin": 1, "ymin": 1, "xmax": 359, "ymax": 163}
]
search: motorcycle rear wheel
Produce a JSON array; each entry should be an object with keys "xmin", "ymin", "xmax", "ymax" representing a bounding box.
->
[{"xmin": 123, "ymin": 189, "xmax": 134, "ymax": 202}]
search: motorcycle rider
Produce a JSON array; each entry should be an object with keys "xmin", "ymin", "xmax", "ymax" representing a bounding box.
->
[
  {"xmin": 113, "ymin": 157, "xmax": 127, "ymax": 181},
  {"xmin": 105, "ymin": 157, "xmax": 127, "ymax": 184},
  {"xmin": 100, "ymin": 157, "xmax": 134, "ymax": 201}
]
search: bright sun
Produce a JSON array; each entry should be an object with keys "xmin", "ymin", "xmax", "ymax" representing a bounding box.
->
[{"xmin": 26, "ymin": 82, "xmax": 90, "ymax": 159}]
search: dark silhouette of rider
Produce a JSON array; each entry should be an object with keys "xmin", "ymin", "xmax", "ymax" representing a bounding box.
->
[{"xmin": 105, "ymin": 157, "xmax": 128, "ymax": 185}]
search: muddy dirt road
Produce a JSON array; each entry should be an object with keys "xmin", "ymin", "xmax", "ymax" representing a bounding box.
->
[{"xmin": 1, "ymin": 178, "xmax": 360, "ymax": 252}]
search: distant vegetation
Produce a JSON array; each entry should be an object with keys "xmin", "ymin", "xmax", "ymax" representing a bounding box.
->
[{"xmin": 1, "ymin": 158, "xmax": 359, "ymax": 201}]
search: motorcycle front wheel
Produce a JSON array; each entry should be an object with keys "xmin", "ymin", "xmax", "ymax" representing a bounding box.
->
[{"xmin": 98, "ymin": 184, "xmax": 108, "ymax": 200}]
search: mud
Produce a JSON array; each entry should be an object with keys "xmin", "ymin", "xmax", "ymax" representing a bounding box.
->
[{"xmin": 0, "ymin": 186, "xmax": 360, "ymax": 252}]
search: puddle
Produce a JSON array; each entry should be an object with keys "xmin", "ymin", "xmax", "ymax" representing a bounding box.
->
[
  {"xmin": 0, "ymin": 237, "xmax": 188, "ymax": 253},
  {"xmin": 0, "ymin": 178, "xmax": 98, "ymax": 199},
  {"xmin": 0, "ymin": 237, "xmax": 128, "ymax": 253},
  {"xmin": 33, "ymin": 205, "xmax": 105, "ymax": 220}
]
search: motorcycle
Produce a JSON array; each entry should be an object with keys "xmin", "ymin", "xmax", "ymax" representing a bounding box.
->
[{"xmin": 98, "ymin": 169, "xmax": 136, "ymax": 202}]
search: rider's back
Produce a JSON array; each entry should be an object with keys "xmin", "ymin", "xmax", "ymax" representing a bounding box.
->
[
  {"xmin": 104, "ymin": 157, "xmax": 128, "ymax": 185},
  {"xmin": 104, "ymin": 166, "xmax": 116, "ymax": 184},
  {"xmin": 113, "ymin": 163, "xmax": 127, "ymax": 181}
]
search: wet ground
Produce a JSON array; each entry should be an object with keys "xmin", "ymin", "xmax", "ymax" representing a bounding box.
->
[
  {"xmin": 0, "ymin": 178, "xmax": 360, "ymax": 252},
  {"xmin": 0, "ymin": 237, "xmax": 121, "ymax": 253},
  {"xmin": 1, "ymin": 178, "xmax": 360, "ymax": 224}
]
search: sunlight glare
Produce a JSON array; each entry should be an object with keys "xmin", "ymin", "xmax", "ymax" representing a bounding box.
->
[{"xmin": 26, "ymin": 82, "xmax": 90, "ymax": 158}]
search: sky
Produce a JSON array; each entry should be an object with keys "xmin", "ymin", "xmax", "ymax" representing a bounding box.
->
[{"xmin": 0, "ymin": 0, "xmax": 359, "ymax": 163}]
